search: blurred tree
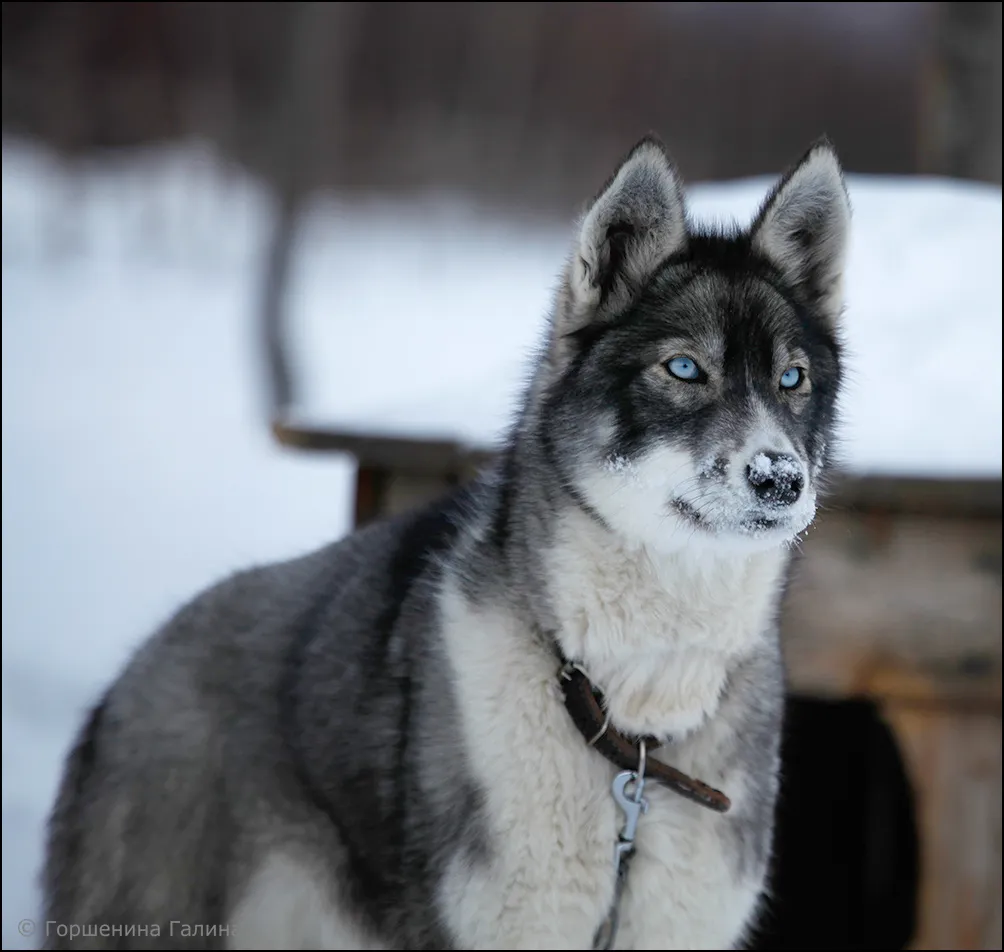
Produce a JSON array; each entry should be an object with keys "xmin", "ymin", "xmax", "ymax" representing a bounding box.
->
[{"xmin": 922, "ymin": 1, "xmax": 1003, "ymax": 184}]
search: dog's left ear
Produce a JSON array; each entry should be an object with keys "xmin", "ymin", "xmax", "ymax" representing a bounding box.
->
[
  {"xmin": 751, "ymin": 139, "xmax": 851, "ymax": 326},
  {"xmin": 556, "ymin": 137, "xmax": 687, "ymax": 346}
]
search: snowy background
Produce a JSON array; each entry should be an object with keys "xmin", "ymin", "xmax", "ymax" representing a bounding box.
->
[{"xmin": 2, "ymin": 135, "xmax": 1001, "ymax": 948}]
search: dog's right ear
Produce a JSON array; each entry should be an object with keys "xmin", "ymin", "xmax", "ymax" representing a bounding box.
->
[
  {"xmin": 750, "ymin": 139, "xmax": 850, "ymax": 327},
  {"xmin": 553, "ymin": 137, "xmax": 687, "ymax": 358}
]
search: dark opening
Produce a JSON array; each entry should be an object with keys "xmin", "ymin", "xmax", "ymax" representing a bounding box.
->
[{"xmin": 747, "ymin": 696, "xmax": 919, "ymax": 950}]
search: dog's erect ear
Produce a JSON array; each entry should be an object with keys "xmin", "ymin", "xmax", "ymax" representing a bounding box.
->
[
  {"xmin": 559, "ymin": 136, "xmax": 687, "ymax": 337},
  {"xmin": 751, "ymin": 139, "xmax": 851, "ymax": 325}
]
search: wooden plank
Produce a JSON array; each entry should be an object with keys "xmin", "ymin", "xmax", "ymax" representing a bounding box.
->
[
  {"xmin": 781, "ymin": 509, "xmax": 1002, "ymax": 706},
  {"xmin": 881, "ymin": 705, "xmax": 1002, "ymax": 950},
  {"xmin": 273, "ymin": 421, "xmax": 494, "ymax": 477},
  {"xmin": 824, "ymin": 474, "xmax": 1003, "ymax": 519}
]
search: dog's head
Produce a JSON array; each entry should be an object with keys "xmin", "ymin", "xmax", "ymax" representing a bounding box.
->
[{"xmin": 538, "ymin": 136, "xmax": 850, "ymax": 554}]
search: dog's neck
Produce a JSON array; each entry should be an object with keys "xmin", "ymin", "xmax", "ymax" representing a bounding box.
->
[{"xmin": 540, "ymin": 505, "xmax": 788, "ymax": 742}]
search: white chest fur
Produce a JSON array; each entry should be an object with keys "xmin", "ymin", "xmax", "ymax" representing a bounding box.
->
[
  {"xmin": 547, "ymin": 510, "xmax": 787, "ymax": 740},
  {"xmin": 437, "ymin": 515, "xmax": 787, "ymax": 950}
]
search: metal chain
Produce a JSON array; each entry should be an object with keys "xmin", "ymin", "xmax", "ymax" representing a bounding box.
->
[{"xmin": 592, "ymin": 740, "xmax": 650, "ymax": 950}]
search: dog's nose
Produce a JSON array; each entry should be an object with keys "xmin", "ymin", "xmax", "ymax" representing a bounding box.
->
[{"xmin": 746, "ymin": 451, "xmax": 804, "ymax": 507}]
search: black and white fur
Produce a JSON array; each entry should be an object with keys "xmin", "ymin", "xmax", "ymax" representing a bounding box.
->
[{"xmin": 42, "ymin": 136, "xmax": 850, "ymax": 950}]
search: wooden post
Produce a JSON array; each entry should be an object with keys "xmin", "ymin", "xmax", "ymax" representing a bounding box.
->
[{"xmin": 883, "ymin": 704, "xmax": 1002, "ymax": 950}]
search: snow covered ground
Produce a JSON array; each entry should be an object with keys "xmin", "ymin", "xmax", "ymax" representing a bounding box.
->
[{"xmin": 2, "ymin": 136, "xmax": 1001, "ymax": 947}]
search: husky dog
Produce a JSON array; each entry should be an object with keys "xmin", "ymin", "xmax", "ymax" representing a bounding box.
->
[{"xmin": 42, "ymin": 136, "xmax": 850, "ymax": 950}]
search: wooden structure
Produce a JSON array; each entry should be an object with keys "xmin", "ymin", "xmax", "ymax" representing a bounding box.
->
[{"xmin": 775, "ymin": 474, "xmax": 1001, "ymax": 949}]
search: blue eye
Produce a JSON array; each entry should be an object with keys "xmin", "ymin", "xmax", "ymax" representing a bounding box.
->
[
  {"xmin": 780, "ymin": 367, "xmax": 804, "ymax": 390},
  {"xmin": 666, "ymin": 355, "xmax": 702, "ymax": 381}
]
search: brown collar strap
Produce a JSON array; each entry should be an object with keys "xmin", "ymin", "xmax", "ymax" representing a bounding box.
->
[{"xmin": 559, "ymin": 663, "xmax": 731, "ymax": 814}]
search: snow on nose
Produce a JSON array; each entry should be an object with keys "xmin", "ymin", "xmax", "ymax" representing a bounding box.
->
[{"xmin": 746, "ymin": 451, "xmax": 804, "ymax": 507}]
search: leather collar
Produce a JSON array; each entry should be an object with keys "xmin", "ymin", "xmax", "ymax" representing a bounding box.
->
[{"xmin": 558, "ymin": 661, "xmax": 731, "ymax": 813}]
